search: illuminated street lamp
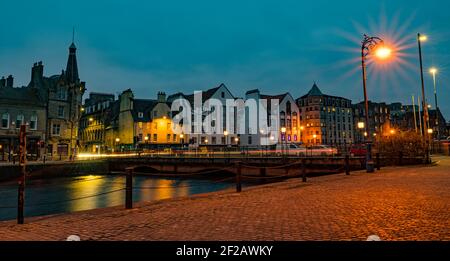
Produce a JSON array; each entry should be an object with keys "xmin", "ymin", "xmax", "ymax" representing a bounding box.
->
[
  {"xmin": 360, "ymin": 34, "xmax": 391, "ymax": 173},
  {"xmin": 417, "ymin": 33, "xmax": 430, "ymax": 161},
  {"xmin": 430, "ymin": 67, "xmax": 439, "ymax": 138},
  {"xmin": 281, "ymin": 127, "xmax": 287, "ymax": 156},
  {"xmin": 390, "ymin": 130, "xmax": 395, "ymax": 135},
  {"xmin": 427, "ymin": 128, "xmax": 433, "ymax": 134},
  {"xmin": 313, "ymin": 134, "xmax": 317, "ymax": 145},
  {"xmin": 89, "ymin": 117, "xmax": 94, "ymax": 122}
]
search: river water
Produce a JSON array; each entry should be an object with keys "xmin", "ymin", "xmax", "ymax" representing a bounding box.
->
[{"xmin": 0, "ymin": 174, "xmax": 234, "ymax": 221}]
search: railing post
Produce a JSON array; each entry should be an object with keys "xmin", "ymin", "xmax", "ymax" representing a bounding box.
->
[
  {"xmin": 236, "ymin": 162, "xmax": 242, "ymax": 193},
  {"xmin": 301, "ymin": 159, "xmax": 307, "ymax": 182},
  {"xmin": 345, "ymin": 154, "xmax": 350, "ymax": 175},
  {"xmin": 17, "ymin": 124, "xmax": 26, "ymax": 224},
  {"xmin": 125, "ymin": 168, "xmax": 133, "ymax": 209},
  {"xmin": 398, "ymin": 151, "xmax": 403, "ymax": 166},
  {"xmin": 260, "ymin": 167, "xmax": 266, "ymax": 177},
  {"xmin": 376, "ymin": 153, "xmax": 380, "ymax": 170}
]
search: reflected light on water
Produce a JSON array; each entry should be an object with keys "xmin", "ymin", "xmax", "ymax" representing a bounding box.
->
[{"xmin": 68, "ymin": 175, "xmax": 107, "ymax": 212}]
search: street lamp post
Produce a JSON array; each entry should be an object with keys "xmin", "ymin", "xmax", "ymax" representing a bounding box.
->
[
  {"xmin": 361, "ymin": 34, "xmax": 390, "ymax": 173},
  {"xmin": 430, "ymin": 67, "xmax": 439, "ymax": 140},
  {"xmin": 417, "ymin": 33, "xmax": 430, "ymax": 161}
]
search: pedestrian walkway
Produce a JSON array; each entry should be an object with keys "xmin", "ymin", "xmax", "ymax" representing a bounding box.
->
[{"xmin": 0, "ymin": 156, "xmax": 449, "ymax": 241}]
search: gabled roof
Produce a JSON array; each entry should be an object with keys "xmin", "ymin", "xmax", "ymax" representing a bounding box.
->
[
  {"xmin": 131, "ymin": 99, "xmax": 159, "ymax": 122},
  {"xmin": 167, "ymin": 83, "xmax": 234, "ymax": 105}
]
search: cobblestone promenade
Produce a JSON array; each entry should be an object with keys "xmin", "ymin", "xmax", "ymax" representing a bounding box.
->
[{"xmin": 0, "ymin": 156, "xmax": 449, "ymax": 241}]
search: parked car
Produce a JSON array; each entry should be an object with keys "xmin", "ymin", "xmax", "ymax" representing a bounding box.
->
[{"xmin": 307, "ymin": 145, "xmax": 338, "ymax": 156}]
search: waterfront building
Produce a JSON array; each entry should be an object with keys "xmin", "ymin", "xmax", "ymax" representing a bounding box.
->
[
  {"xmin": 297, "ymin": 84, "xmax": 354, "ymax": 146},
  {"xmin": 167, "ymin": 83, "xmax": 239, "ymax": 148},
  {"xmin": 353, "ymin": 101, "xmax": 390, "ymax": 143},
  {"xmin": 0, "ymin": 41, "xmax": 85, "ymax": 159},
  {"xmin": 241, "ymin": 89, "xmax": 300, "ymax": 147}
]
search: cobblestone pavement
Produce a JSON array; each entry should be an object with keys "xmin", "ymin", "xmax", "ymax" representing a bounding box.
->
[{"xmin": 0, "ymin": 156, "xmax": 449, "ymax": 241}]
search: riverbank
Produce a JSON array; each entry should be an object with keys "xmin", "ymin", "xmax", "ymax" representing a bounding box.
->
[{"xmin": 0, "ymin": 156, "xmax": 448, "ymax": 241}]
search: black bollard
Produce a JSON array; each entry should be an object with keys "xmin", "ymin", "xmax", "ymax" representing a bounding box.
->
[
  {"xmin": 398, "ymin": 151, "xmax": 403, "ymax": 166},
  {"xmin": 236, "ymin": 162, "xmax": 242, "ymax": 193},
  {"xmin": 125, "ymin": 168, "xmax": 133, "ymax": 209},
  {"xmin": 301, "ymin": 159, "xmax": 307, "ymax": 182},
  {"xmin": 376, "ymin": 153, "xmax": 380, "ymax": 170},
  {"xmin": 345, "ymin": 155, "xmax": 350, "ymax": 175}
]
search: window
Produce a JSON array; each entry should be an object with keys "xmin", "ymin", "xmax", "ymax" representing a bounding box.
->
[
  {"xmin": 173, "ymin": 134, "xmax": 177, "ymax": 142},
  {"xmin": 248, "ymin": 136, "xmax": 252, "ymax": 145},
  {"xmin": 138, "ymin": 112, "xmax": 144, "ymax": 118},
  {"xmin": 58, "ymin": 106, "xmax": 65, "ymax": 118},
  {"xmin": 1, "ymin": 113, "xmax": 9, "ymax": 129},
  {"xmin": 30, "ymin": 115, "xmax": 37, "ymax": 130},
  {"xmin": 221, "ymin": 92, "xmax": 225, "ymax": 98},
  {"xmin": 16, "ymin": 115, "xmax": 24, "ymax": 128},
  {"xmin": 57, "ymin": 89, "xmax": 66, "ymax": 100},
  {"xmin": 52, "ymin": 124, "xmax": 61, "ymax": 136},
  {"xmin": 153, "ymin": 134, "xmax": 157, "ymax": 142},
  {"xmin": 212, "ymin": 137, "xmax": 217, "ymax": 145},
  {"xmin": 167, "ymin": 134, "xmax": 171, "ymax": 142}
]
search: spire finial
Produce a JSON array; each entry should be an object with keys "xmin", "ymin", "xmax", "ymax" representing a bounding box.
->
[{"xmin": 72, "ymin": 27, "xmax": 75, "ymax": 43}]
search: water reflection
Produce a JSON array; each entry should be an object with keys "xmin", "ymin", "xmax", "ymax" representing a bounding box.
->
[{"xmin": 0, "ymin": 174, "xmax": 233, "ymax": 221}]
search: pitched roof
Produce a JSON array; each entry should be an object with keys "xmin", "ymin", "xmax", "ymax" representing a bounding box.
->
[
  {"xmin": 0, "ymin": 86, "xmax": 45, "ymax": 107},
  {"xmin": 167, "ymin": 83, "xmax": 233, "ymax": 105},
  {"xmin": 131, "ymin": 99, "xmax": 159, "ymax": 121}
]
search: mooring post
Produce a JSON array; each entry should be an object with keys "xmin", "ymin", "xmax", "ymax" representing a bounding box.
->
[
  {"xmin": 398, "ymin": 151, "xmax": 403, "ymax": 166},
  {"xmin": 125, "ymin": 168, "xmax": 133, "ymax": 209},
  {"xmin": 345, "ymin": 154, "xmax": 350, "ymax": 176},
  {"xmin": 301, "ymin": 159, "xmax": 307, "ymax": 182},
  {"xmin": 236, "ymin": 162, "xmax": 242, "ymax": 193},
  {"xmin": 376, "ymin": 153, "xmax": 380, "ymax": 170}
]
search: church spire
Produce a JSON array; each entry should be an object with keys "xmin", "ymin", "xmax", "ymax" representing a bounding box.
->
[{"xmin": 66, "ymin": 28, "xmax": 79, "ymax": 84}]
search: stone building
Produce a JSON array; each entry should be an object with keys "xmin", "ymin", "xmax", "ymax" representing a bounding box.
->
[
  {"xmin": 100, "ymin": 89, "xmax": 177, "ymax": 151},
  {"xmin": 297, "ymin": 84, "xmax": 354, "ymax": 146},
  {"xmin": 353, "ymin": 101, "xmax": 391, "ymax": 143},
  {"xmin": 0, "ymin": 76, "xmax": 46, "ymax": 161},
  {"xmin": 79, "ymin": 93, "xmax": 115, "ymax": 153},
  {"xmin": 0, "ymin": 41, "xmax": 85, "ymax": 159}
]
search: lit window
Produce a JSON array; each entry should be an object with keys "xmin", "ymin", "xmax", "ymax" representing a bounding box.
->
[
  {"xmin": 52, "ymin": 124, "xmax": 61, "ymax": 136},
  {"xmin": 138, "ymin": 112, "xmax": 144, "ymax": 118}
]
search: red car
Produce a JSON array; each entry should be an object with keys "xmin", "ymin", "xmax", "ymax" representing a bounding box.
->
[{"xmin": 350, "ymin": 144, "xmax": 367, "ymax": 157}]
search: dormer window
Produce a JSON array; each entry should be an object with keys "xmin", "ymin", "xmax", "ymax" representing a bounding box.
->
[{"xmin": 138, "ymin": 112, "xmax": 144, "ymax": 118}]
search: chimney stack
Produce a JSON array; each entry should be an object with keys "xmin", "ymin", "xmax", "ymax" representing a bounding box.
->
[
  {"xmin": 31, "ymin": 61, "xmax": 44, "ymax": 87},
  {"xmin": 157, "ymin": 91, "xmax": 166, "ymax": 102},
  {"xmin": 6, "ymin": 75, "xmax": 13, "ymax": 87},
  {"xmin": 0, "ymin": 77, "xmax": 5, "ymax": 88}
]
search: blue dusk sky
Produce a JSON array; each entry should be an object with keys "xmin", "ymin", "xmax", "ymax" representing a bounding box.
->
[{"xmin": 0, "ymin": 0, "xmax": 449, "ymax": 119}]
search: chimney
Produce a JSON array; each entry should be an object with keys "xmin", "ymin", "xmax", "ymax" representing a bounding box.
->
[
  {"xmin": 157, "ymin": 91, "xmax": 166, "ymax": 102},
  {"xmin": 0, "ymin": 77, "xmax": 5, "ymax": 88},
  {"xmin": 6, "ymin": 75, "xmax": 13, "ymax": 87},
  {"xmin": 31, "ymin": 62, "xmax": 44, "ymax": 86}
]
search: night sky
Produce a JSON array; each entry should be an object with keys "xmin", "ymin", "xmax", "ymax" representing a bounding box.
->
[{"xmin": 1, "ymin": 0, "xmax": 449, "ymax": 119}]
